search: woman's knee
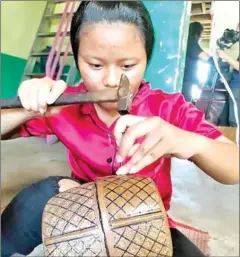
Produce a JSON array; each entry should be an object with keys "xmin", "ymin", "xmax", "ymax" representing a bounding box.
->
[
  {"xmin": 1, "ymin": 176, "xmax": 68, "ymax": 220},
  {"xmin": 18, "ymin": 176, "xmax": 63, "ymax": 201},
  {"xmin": 1, "ymin": 176, "xmax": 68, "ymax": 257},
  {"xmin": 32, "ymin": 176, "xmax": 63, "ymax": 196}
]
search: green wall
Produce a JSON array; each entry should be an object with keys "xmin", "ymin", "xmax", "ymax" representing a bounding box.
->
[
  {"xmin": 1, "ymin": 1, "xmax": 46, "ymax": 59},
  {"xmin": 1, "ymin": 1, "xmax": 46, "ymax": 99},
  {"xmin": 1, "ymin": 54, "xmax": 27, "ymax": 98}
]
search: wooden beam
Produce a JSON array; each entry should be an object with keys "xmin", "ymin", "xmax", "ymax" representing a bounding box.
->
[
  {"xmin": 202, "ymin": 2, "xmax": 206, "ymax": 13},
  {"xmin": 205, "ymin": 2, "xmax": 211, "ymax": 10},
  {"xmin": 191, "ymin": 19, "xmax": 211, "ymax": 25},
  {"xmin": 191, "ymin": 16, "xmax": 211, "ymax": 24},
  {"xmin": 191, "ymin": 13, "xmax": 211, "ymax": 20},
  {"xmin": 191, "ymin": 4, "xmax": 203, "ymax": 15},
  {"xmin": 192, "ymin": 1, "xmax": 212, "ymax": 4},
  {"xmin": 191, "ymin": 11, "xmax": 210, "ymax": 16}
]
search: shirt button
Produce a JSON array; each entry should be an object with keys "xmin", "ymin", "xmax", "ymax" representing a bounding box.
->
[{"xmin": 107, "ymin": 157, "xmax": 113, "ymax": 164}]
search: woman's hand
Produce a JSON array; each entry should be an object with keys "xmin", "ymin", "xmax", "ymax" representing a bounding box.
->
[
  {"xmin": 114, "ymin": 115, "xmax": 204, "ymax": 175},
  {"xmin": 18, "ymin": 76, "xmax": 67, "ymax": 116},
  {"xmin": 1, "ymin": 77, "xmax": 67, "ymax": 140}
]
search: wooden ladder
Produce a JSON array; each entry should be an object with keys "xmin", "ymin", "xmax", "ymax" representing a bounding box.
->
[{"xmin": 22, "ymin": 0, "xmax": 81, "ymax": 85}]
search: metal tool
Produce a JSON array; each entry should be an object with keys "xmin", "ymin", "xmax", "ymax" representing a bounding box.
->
[{"xmin": 0, "ymin": 74, "xmax": 133, "ymax": 114}]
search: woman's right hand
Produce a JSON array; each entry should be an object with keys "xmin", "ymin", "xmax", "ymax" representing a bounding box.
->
[{"xmin": 18, "ymin": 77, "xmax": 67, "ymax": 115}]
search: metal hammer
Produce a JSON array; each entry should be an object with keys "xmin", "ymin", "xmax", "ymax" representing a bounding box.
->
[{"xmin": 0, "ymin": 74, "xmax": 133, "ymax": 115}]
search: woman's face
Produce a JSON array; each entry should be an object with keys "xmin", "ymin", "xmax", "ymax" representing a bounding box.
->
[{"xmin": 78, "ymin": 22, "xmax": 147, "ymax": 112}]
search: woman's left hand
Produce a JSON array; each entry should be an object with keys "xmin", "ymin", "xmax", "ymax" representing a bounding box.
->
[{"xmin": 114, "ymin": 115, "xmax": 204, "ymax": 175}]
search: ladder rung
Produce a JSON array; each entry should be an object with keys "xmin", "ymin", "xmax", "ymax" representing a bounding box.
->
[
  {"xmin": 37, "ymin": 32, "xmax": 70, "ymax": 37},
  {"xmin": 31, "ymin": 52, "xmax": 73, "ymax": 57},
  {"xmin": 25, "ymin": 73, "xmax": 46, "ymax": 78},
  {"xmin": 44, "ymin": 13, "xmax": 73, "ymax": 19},
  {"xmin": 25, "ymin": 73, "xmax": 69, "ymax": 78},
  {"xmin": 44, "ymin": 13, "xmax": 62, "ymax": 19},
  {"xmin": 55, "ymin": 0, "xmax": 76, "ymax": 3}
]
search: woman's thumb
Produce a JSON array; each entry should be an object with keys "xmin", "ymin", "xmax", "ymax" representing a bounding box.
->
[{"xmin": 47, "ymin": 80, "xmax": 67, "ymax": 105}]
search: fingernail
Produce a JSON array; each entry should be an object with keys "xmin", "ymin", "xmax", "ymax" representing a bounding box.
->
[
  {"xmin": 129, "ymin": 167, "xmax": 138, "ymax": 174},
  {"xmin": 116, "ymin": 167, "xmax": 127, "ymax": 175},
  {"xmin": 116, "ymin": 155, "xmax": 123, "ymax": 163}
]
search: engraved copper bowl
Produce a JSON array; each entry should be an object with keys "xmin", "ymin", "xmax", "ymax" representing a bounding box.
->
[{"xmin": 42, "ymin": 175, "xmax": 173, "ymax": 256}]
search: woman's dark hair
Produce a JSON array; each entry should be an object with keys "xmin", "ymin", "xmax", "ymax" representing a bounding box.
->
[
  {"xmin": 188, "ymin": 22, "xmax": 204, "ymax": 41},
  {"xmin": 70, "ymin": 1, "xmax": 155, "ymax": 69}
]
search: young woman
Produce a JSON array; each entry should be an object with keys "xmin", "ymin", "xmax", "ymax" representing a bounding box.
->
[
  {"xmin": 182, "ymin": 22, "xmax": 210, "ymax": 102},
  {"xmin": 1, "ymin": 2, "xmax": 239, "ymax": 257}
]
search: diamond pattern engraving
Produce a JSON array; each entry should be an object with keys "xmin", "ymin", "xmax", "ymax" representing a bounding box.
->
[
  {"xmin": 45, "ymin": 236, "xmax": 105, "ymax": 257},
  {"xmin": 42, "ymin": 183, "xmax": 107, "ymax": 257},
  {"xmin": 43, "ymin": 176, "xmax": 173, "ymax": 257},
  {"xmin": 43, "ymin": 183, "xmax": 97, "ymax": 237},
  {"xmin": 102, "ymin": 176, "xmax": 161, "ymax": 220},
  {"xmin": 113, "ymin": 219, "xmax": 172, "ymax": 257}
]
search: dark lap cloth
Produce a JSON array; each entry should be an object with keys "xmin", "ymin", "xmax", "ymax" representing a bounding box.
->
[
  {"xmin": 1, "ymin": 176, "xmax": 64, "ymax": 257},
  {"xmin": 171, "ymin": 228, "xmax": 206, "ymax": 257},
  {"xmin": 1, "ymin": 176, "xmax": 205, "ymax": 257}
]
